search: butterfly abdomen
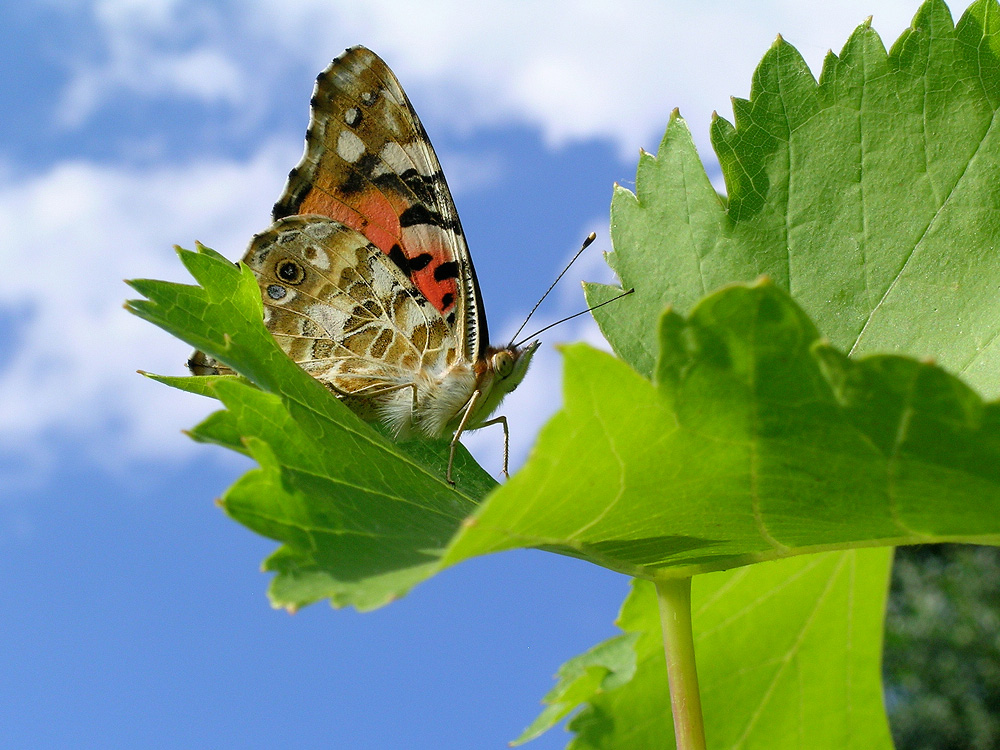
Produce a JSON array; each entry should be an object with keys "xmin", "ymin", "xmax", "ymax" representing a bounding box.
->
[{"xmin": 375, "ymin": 362, "xmax": 477, "ymax": 439}]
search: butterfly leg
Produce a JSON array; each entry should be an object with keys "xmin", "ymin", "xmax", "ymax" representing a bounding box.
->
[
  {"xmin": 448, "ymin": 389, "xmax": 482, "ymax": 484},
  {"xmin": 324, "ymin": 380, "xmax": 420, "ymax": 431},
  {"xmin": 338, "ymin": 381, "xmax": 417, "ymax": 402},
  {"xmin": 473, "ymin": 416, "xmax": 509, "ymax": 478}
]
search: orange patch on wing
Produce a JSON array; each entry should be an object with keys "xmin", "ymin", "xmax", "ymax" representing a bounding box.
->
[
  {"xmin": 299, "ymin": 188, "xmax": 401, "ymax": 252},
  {"xmin": 407, "ymin": 238, "xmax": 457, "ymax": 313},
  {"xmin": 352, "ymin": 190, "xmax": 406, "ymax": 252},
  {"xmin": 299, "ymin": 186, "xmax": 458, "ymax": 314}
]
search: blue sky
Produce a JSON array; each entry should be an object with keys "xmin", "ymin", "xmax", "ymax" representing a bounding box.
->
[{"xmin": 0, "ymin": 1, "xmax": 973, "ymax": 747}]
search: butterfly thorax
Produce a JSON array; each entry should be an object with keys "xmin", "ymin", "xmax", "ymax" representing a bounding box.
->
[{"xmin": 380, "ymin": 341, "xmax": 538, "ymax": 440}]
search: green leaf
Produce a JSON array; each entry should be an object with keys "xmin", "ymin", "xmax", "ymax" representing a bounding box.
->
[
  {"xmin": 512, "ymin": 632, "xmax": 640, "ymax": 745},
  {"xmin": 549, "ymin": 552, "xmax": 892, "ymax": 750}
]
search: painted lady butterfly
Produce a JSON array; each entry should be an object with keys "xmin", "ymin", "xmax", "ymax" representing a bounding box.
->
[{"xmin": 190, "ymin": 46, "xmax": 538, "ymax": 483}]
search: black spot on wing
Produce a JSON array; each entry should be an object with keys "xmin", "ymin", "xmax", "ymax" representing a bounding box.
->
[
  {"xmin": 441, "ymin": 292, "xmax": 455, "ymax": 309},
  {"xmin": 376, "ymin": 168, "xmax": 442, "ymax": 206},
  {"xmin": 273, "ymin": 166, "xmax": 310, "ymax": 219},
  {"xmin": 341, "ymin": 170, "xmax": 364, "ymax": 196},
  {"xmin": 408, "ymin": 253, "xmax": 432, "ymax": 271},
  {"xmin": 277, "ymin": 260, "xmax": 305, "ymax": 284},
  {"xmin": 399, "ymin": 203, "xmax": 459, "ymax": 231},
  {"xmin": 341, "ymin": 152, "xmax": 380, "ymax": 196},
  {"xmin": 314, "ymin": 66, "xmax": 339, "ymax": 96},
  {"xmin": 433, "ymin": 261, "xmax": 459, "ymax": 281},
  {"xmin": 388, "ymin": 244, "xmax": 434, "ymax": 275},
  {"xmin": 388, "ymin": 244, "xmax": 408, "ymax": 274}
]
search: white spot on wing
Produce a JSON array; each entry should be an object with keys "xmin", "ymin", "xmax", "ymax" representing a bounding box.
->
[
  {"xmin": 336, "ymin": 129, "xmax": 366, "ymax": 163},
  {"xmin": 303, "ymin": 237, "xmax": 331, "ymax": 270},
  {"xmin": 379, "ymin": 141, "xmax": 413, "ymax": 174},
  {"xmin": 311, "ymin": 252, "xmax": 330, "ymax": 270},
  {"xmin": 306, "ymin": 302, "xmax": 351, "ymax": 338},
  {"xmin": 308, "ymin": 221, "xmax": 337, "ymax": 239}
]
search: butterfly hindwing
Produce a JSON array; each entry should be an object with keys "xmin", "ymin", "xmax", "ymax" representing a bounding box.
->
[
  {"xmin": 272, "ymin": 46, "xmax": 488, "ymax": 362},
  {"xmin": 249, "ymin": 214, "xmax": 455, "ymax": 398}
]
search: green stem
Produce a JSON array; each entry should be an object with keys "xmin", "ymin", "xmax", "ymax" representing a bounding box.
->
[{"xmin": 656, "ymin": 577, "xmax": 707, "ymax": 750}]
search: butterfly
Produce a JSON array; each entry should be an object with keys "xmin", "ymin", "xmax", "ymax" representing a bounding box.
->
[{"xmin": 190, "ymin": 46, "xmax": 538, "ymax": 483}]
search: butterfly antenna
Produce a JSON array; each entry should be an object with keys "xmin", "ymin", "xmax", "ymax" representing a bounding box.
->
[
  {"xmin": 512, "ymin": 288, "xmax": 635, "ymax": 348},
  {"xmin": 507, "ymin": 232, "xmax": 598, "ymax": 347}
]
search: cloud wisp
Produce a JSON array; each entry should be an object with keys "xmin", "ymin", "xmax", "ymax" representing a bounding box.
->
[
  {"xmin": 56, "ymin": 0, "xmax": 962, "ymax": 158},
  {"xmin": 0, "ymin": 141, "xmax": 297, "ymax": 472}
]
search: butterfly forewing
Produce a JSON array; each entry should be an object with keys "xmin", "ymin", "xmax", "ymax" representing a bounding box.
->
[{"xmin": 272, "ymin": 46, "xmax": 487, "ymax": 362}]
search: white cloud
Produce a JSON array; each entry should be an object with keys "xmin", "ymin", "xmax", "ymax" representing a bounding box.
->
[
  {"xmin": 0, "ymin": 140, "xmax": 299, "ymax": 471},
  {"xmin": 58, "ymin": 0, "xmax": 248, "ymax": 127},
  {"xmin": 61, "ymin": 46, "xmax": 246, "ymax": 128},
  {"xmin": 57, "ymin": 0, "xmax": 975, "ymax": 158}
]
